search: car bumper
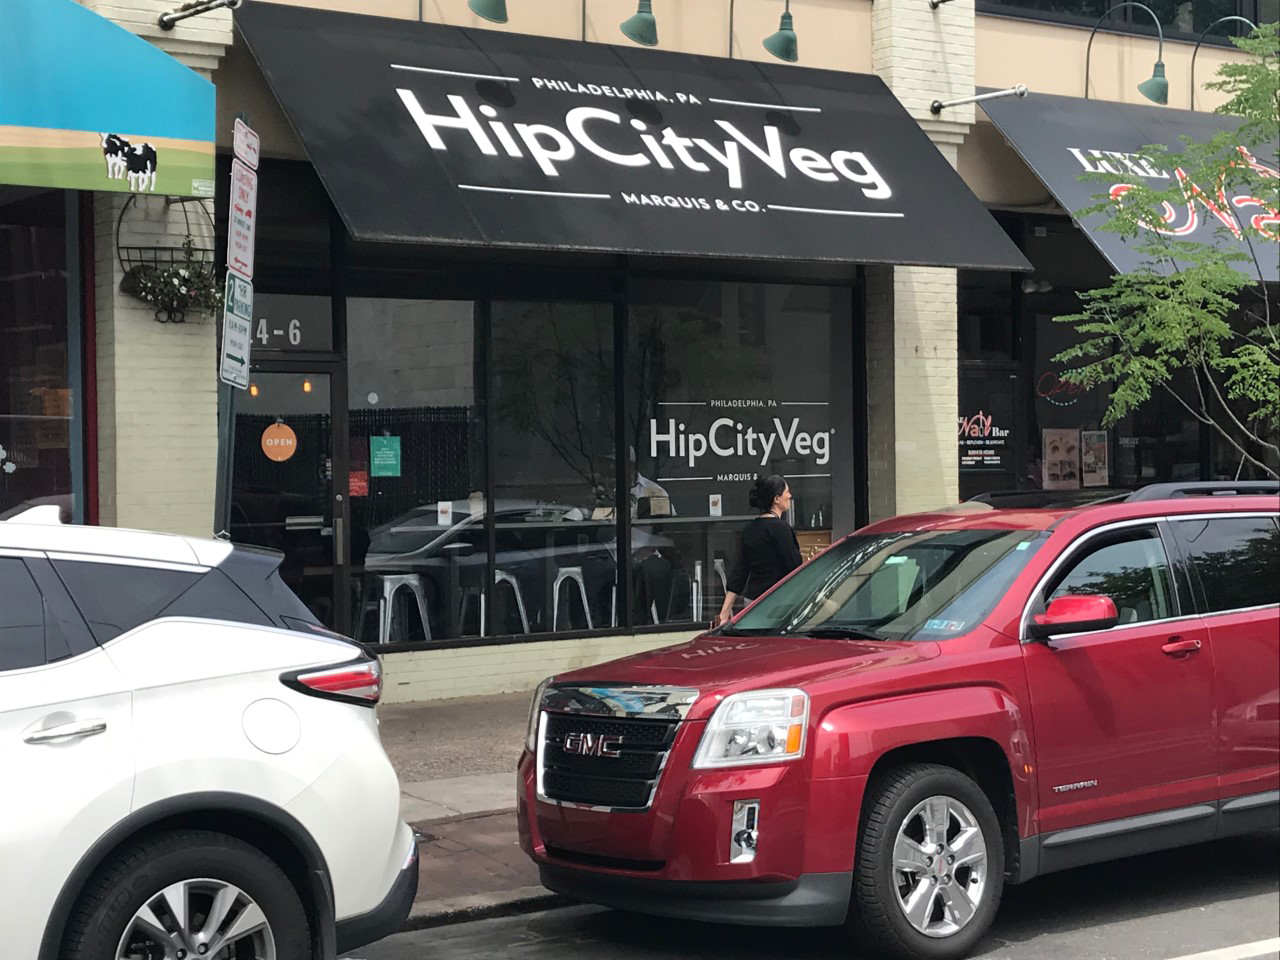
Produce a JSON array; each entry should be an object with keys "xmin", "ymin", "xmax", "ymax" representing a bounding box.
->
[
  {"xmin": 539, "ymin": 862, "xmax": 852, "ymax": 926},
  {"xmin": 335, "ymin": 835, "xmax": 419, "ymax": 952}
]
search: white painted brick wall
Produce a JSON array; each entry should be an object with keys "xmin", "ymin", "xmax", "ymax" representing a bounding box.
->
[
  {"xmin": 864, "ymin": 1, "xmax": 972, "ymax": 520},
  {"xmin": 87, "ymin": 1, "xmax": 232, "ymax": 536},
  {"xmin": 380, "ymin": 631, "xmax": 698, "ymax": 703}
]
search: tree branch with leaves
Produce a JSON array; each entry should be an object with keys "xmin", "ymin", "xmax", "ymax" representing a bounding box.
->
[{"xmin": 1055, "ymin": 22, "xmax": 1280, "ymax": 479}]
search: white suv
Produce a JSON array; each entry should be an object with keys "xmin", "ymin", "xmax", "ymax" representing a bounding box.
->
[{"xmin": 0, "ymin": 509, "xmax": 417, "ymax": 960}]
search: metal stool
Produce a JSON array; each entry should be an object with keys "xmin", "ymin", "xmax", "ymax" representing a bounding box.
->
[
  {"xmin": 493, "ymin": 569, "xmax": 531, "ymax": 635},
  {"xmin": 379, "ymin": 573, "xmax": 430, "ymax": 643},
  {"xmin": 457, "ymin": 570, "xmax": 530, "ymax": 636},
  {"xmin": 552, "ymin": 566, "xmax": 593, "ymax": 630}
]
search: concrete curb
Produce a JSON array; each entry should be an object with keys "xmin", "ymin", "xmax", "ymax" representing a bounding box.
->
[{"xmin": 402, "ymin": 886, "xmax": 573, "ymax": 930}]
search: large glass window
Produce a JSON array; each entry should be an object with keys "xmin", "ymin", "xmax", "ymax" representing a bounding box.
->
[
  {"xmin": 0, "ymin": 188, "xmax": 74, "ymax": 520},
  {"xmin": 491, "ymin": 301, "xmax": 617, "ymax": 635},
  {"xmin": 628, "ymin": 281, "xmax": 852, "ymax": 626},
  {"xmin": 348, "ymin": 298, "xmax": 486, "ymax": 644}
]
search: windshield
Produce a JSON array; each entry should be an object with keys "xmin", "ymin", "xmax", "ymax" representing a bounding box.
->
[{"xmin": 723, "ymin": 528, "xmax": 1046, "ymax": 642}]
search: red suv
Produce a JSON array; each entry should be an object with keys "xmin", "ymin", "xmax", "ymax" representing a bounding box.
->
[{"xmin": 517, "ymin": 483, "xmax": 1280, "ymax": 960}]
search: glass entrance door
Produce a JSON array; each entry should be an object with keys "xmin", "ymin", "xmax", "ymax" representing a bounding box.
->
[{"xmin": 230, "ymin": 369, "xmax": 345, "ymax": 630}]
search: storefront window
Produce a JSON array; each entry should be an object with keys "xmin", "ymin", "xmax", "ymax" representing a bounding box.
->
[
  {"xmin": 491, "ymin": 301, "xmax": 617, "ymax": 634},
  {"xmin": 958, "ymin": 215, "xmax": 1213, "ymax": 498},
  {"xmin": 0, "ymin": 188, "xmax": 74, "ymax": 520},
  {"xmin": 347, "ymin": 298, "xmax": 486, "ymax": 643},
  {"xmin": 628, "ymin": 280, "xmax": 851, "ymax": 624}
]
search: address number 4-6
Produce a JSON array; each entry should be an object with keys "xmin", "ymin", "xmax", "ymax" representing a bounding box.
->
[{"xmin": 256, "ymin": 318, "xmax": 302, "ymax": 346}]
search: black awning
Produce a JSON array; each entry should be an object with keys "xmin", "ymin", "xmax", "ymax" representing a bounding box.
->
[
  {"xmin": 234, "ymin": 3, "xmax": 1028, "ymax": 271},
  {"xmin": 981, "ymin": 90, "xmax": 1279, "ymax": 282}
]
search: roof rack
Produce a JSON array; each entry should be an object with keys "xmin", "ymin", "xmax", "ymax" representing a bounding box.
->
[{"xmin": 1126, "ymin": 481, "xmax": 1280, "ymax": 502}]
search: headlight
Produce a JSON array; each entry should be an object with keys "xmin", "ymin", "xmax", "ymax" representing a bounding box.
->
[
  {"xmin": 692, "ymin": 688, "xmax": 809, "ymax": 769},
  {"xmin": 526, "ymin": 677, "xmax": 552, "ymax": 752}
]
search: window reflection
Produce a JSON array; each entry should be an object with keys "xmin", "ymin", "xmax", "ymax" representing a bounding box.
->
[
  {"xmin": 348, "ymin": 298, "xmax": 486, "ymax": 644},
  {"xmin": 628, "ymin": 281, "xmax": 850, "ymax": 626},
  {"xmin": 0, "ymin": 188, "xmax": 72, "ymax": 520},
  {"xmin": 491, "ymin": 301, "xmax": 617, "ymax": 633}
]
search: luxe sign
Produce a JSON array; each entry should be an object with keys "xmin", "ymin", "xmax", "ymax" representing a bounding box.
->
[
  {"xmin": 235, "ymin": 3, "xmax": 1028, "ymax": 269},
  {"xmin": 981, "ymin": 91, "xmax": 1279, "ymax": 281}
]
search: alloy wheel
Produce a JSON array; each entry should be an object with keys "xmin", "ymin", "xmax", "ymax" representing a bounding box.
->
[
  {"xmin": 891, "ymin": 794, "xmax": 990, "ymax": 939},
  {"xmin": 115, "ymin": 877, "xmax": 276, "ymax": 960}
]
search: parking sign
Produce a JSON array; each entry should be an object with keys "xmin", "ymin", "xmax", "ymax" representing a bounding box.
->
[{"xmin": 219, "ymin": 273, "xmax": 254, "ymax": 389}]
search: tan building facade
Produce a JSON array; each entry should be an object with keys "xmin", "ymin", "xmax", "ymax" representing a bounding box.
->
[{"xmin": 15, "ymin": 0, "xmax": 1262, "ymax": 701}]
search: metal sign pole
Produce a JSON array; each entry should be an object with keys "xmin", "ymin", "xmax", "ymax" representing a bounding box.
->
[
  {"xmin": 214, "ymin": 111, "xmax": 259, "ymax": 538},
  {"xmin": 214, "ymin": 379, "xmax": 236, "ymax": 538}
]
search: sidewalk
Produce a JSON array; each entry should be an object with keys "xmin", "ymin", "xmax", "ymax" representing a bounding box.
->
[{"xmin": 378, "ymin": 692, "xmax": 566, "ymax": 927}]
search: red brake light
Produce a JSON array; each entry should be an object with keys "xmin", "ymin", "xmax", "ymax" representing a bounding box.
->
[{"xmin": 286, "ymin": 659, "xmax": 382, "ymax": 705}]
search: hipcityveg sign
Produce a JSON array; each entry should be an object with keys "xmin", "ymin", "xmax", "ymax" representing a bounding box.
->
[
  {"xmin": 651, "ymin": 416, "xmax": 832, "ymax": 468},
  {"xmin": 397, "ymin": 90, "xmax": 892, "ymax": 196}
]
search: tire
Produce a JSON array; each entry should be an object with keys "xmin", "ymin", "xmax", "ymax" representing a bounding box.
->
[
  {"xmin": 62, "ymin": 828, "xmax": 310, "ymax": 960},
  {"xmin": 847, "ymin": 763, "xmax": 1005, "ymax": 960}
]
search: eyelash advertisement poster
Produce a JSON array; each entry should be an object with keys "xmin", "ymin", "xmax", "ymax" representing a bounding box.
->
[{"xmin": 1042, "ymin": 428, "xmax": 1081, "ymax": 490}]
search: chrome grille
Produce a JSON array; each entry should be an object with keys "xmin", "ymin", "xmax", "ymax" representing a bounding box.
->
[{"xmin": 540, "ymin": 713, "xmax": 679, "ymax": 811}]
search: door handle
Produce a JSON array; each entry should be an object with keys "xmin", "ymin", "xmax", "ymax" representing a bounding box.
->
[
  {"xmin": 1161, "ymin": 637, "xmax": 1202, "ymax": 657},
  {"xmin": 24, "ymin": 719, "xmax": 107, "ymax": 744}
]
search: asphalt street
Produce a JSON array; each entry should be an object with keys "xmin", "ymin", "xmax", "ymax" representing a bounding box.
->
[{"xmin": 344, "ymin": 831, "xmax": 1279, "ymax": 960}]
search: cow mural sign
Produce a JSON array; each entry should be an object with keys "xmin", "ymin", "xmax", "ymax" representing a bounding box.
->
[{"xmin": 0, "ymin": 0, "xmax": 215, "ymax": 197}]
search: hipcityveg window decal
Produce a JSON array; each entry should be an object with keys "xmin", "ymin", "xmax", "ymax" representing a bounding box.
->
[{"xmin": 651, "ymin": 415, "xmax": 832, "ymax": 468}]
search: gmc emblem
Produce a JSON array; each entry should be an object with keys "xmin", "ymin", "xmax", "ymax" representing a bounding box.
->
[{"xmin": 563, "ymin": 732, "xmax": 623, "ymax": 758}]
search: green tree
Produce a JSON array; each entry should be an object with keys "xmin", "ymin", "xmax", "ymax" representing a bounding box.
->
[{"xmin": 1055, "ymin": 22, "xmax": 1280, "ymax": 479}]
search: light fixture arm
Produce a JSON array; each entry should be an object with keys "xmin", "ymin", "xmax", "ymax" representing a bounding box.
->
[
  {"xmin": 1190, "ymin": 16, "xmax": 1257, "ymax": 108},
  {"xmin": 929, "ymin": 0, "xmax": 956, "ymax": 9},
  {"xmin": 930, "ymin": 84, "xmax": 1028, "ymax": 115},
  {"xmin": 159, "ymin": 0, "xmax": 241, "ymax": 30},
  {"xmin": 1084, "ymin": 2, "xmax": 1164, "ymax": 100}
]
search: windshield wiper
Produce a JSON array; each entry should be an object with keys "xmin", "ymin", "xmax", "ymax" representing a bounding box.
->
[{"xmin": 792, "ymin": 626, "xmax": 893, "ymax": 642}]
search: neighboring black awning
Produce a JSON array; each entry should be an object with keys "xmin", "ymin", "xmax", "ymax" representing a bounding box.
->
[
  {"xmin": 981, "ymin": 90, "xmax": 1279, "ymax": 282},
  {"xmin": 234, "ymin": 3, "xmax": 1028, "ymax": 270}
]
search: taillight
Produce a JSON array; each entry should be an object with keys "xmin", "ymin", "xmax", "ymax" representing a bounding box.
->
[{"xmin": 283, "ymin": 658, "xmax": 381, "ymax": 706}]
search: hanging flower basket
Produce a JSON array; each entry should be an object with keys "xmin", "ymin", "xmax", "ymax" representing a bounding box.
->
[{"xmin": 119, "ymin": 238, "xmax": 223, "ymax": 324}]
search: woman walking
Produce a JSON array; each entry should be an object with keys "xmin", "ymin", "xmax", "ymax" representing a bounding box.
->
[{"xmin": 713, "ymin": 475, "xmax": 803, "ymax": 627}]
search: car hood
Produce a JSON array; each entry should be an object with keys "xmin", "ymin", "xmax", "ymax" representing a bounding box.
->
[{"xmin": 552, "ymin": 632, "xmax": 942, "ymax": 719}]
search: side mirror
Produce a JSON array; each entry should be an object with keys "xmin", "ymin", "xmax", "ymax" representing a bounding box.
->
[{"xmin": 1029, "ymin": 594, "xmax": 1119, "ymax": 641}]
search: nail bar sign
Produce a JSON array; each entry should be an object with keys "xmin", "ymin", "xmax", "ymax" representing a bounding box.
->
[{"xmin": 958, "ymin": 409, "xmax": 1011, "ymax": 471}]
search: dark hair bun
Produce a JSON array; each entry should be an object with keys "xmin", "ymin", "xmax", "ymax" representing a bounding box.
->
[{"xmin": 749, "ymin": 474, "xmax": 787, "ymax": 511}]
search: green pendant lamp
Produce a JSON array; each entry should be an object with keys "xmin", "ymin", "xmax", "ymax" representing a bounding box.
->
[
  {"xmin": 620, "ymin": 0, "xmax": 658, "ymax": 46},
  {"xmin": 763, "ymin": 1, "xmax": 798, "ymax": 62},
  {"xmin": 1083, "ymin": 3, "xmax": 1168, "ymax": 105},
  {"xmin": 1137, "ymin": 60, "xmax": 1169, "ymax": 105},
  {"xmin": 467, "ymin": 0, "xmax": 508, "ymax": 23}
]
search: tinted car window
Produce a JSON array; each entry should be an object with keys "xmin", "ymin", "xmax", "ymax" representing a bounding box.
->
[
  {"xmin": 54, "ymin": 561, "xmax": 202, "ymax": 643},
  {"xmin": 0, "ymin": 558, "xmax": 46, "ymax": 671},
  {"xmin": 1047, "ymin": 528, "xmax": 1175, "ymax": 625},
  {"xmin": 159, "ymin": 569, "xmax": 271, "ymax": 626},
  {"xmin": 24, "ymin": 558, "xmax": 97, "ymax": 661},
  {"xmin": 1176, "ymin": 517, "xmax": 1280, "ymax": 614}
]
